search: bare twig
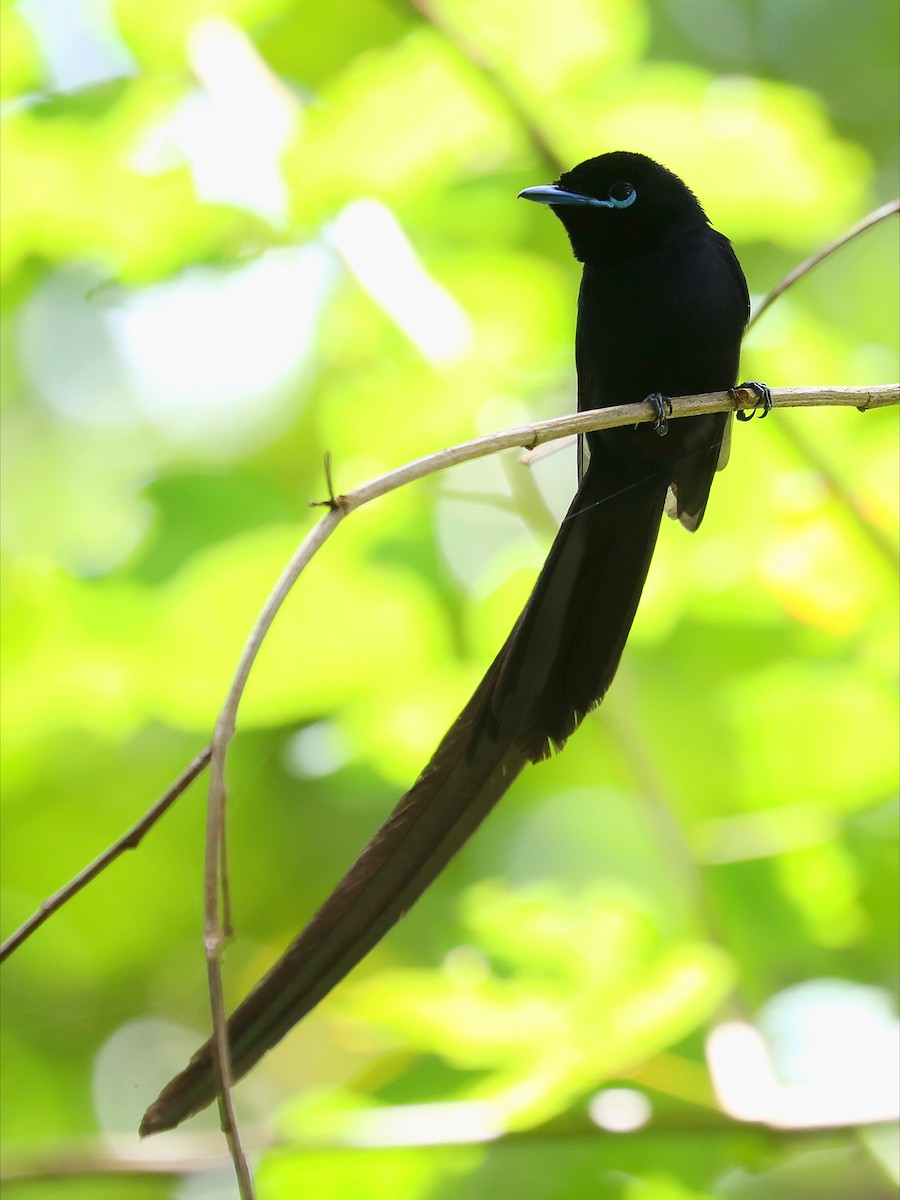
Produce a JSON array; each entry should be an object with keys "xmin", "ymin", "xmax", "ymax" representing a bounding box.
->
[
  {"xmin": 0, "ymin": 746, "xmax": 212, "ymax": 963},
  {"xmin": 311, "ymin": 451, "xmax": 339, "ymax": 510},
  {"xmin": 319, "ymin": 385, "xmax": 897, "ymax": 516},
  {"xmin": 739, "ymin": 200, "xmax": 900, "ymax": 563},
  {"xmin": 747, "ymin": 198, "xmax": 900, "ymax": 332},
  {"xmin": 204, "ymin": 723, "xmax": 254, "ymax": 1195},
  {"xmin": 3, "ymin": 390, "xmax": 896, "ymax": 1188},
  {"xmin": 193, "ymin": 383, "xmax": 898, "ymax": 1155},
  {"xmin": 0, "ymin": 386, "xmax": 895, "ymax": 973},
  {"xmin": 200, "ymin": 506, "xmax": 345, "ymax": 1193},
  {"xmin": 205, "ymin": 947, "xmax": 254, "ymax": 1196}
]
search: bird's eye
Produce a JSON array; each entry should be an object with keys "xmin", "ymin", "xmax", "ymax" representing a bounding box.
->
[{"xmin": 608, "ymin": 181, "xmax": 636, "ymax": 208}]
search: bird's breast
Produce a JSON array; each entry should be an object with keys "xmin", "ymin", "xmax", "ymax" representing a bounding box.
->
[{"xmin": 575, "ymin": 231, "xmax": 746, "ymax": 411}]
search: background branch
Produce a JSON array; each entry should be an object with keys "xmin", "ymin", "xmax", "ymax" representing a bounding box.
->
[
  {"xmin": 0, "ymin": 746, "xmax": 212, "ymax": 963},
  {"xmin": 746, "ymin": 199, "xmax": 900, "ymax": 333}
]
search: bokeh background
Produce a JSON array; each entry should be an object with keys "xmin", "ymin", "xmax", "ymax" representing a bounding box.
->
[{"xmin": 1, "ymin": 1, "xmax": 898, "ymax": 1197}]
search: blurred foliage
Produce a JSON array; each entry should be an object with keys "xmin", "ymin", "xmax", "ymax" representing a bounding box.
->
[
  {"xmin": 335, "ymin": 884, "xmax": 735, "ymax": 1127},
  {"xmin": 0, "ymin": 0, "xmax": 898, "ymax": 1197}
]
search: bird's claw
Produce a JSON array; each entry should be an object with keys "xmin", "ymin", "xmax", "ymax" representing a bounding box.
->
[
  {"xmin": 647, "ymin": 392, "xmax": 673, "ymax": 436},
  {"xmin": 734, "ymin": 381, "xmax": 773, "ymax": 422}
]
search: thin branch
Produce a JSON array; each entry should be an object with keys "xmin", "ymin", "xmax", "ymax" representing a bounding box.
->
[
  {"xmin": 200, "ymin": 506, "xmax": 345, "ymax": 1194},
  {"xmin": 0, "ymin": 745, "xmax": 212, "ymax": 964},
  {"xmin": 204, "ymin": 720, "xmax": 252, "ymax": 1194},
  {"xmin": 0, "ymin": 386, "xmax": 895, "ymax": 971},
  {"xmin": 651, "ymin": 198, "xmax": 899, "ymax": 597},
  {"xmin": 326, "ymin": 385, "xmax": 898, "ymax": 516},
  {"xmin": 0, "ymin": 386, "xmax": 894, "ymax": 1195},
  {"xmin": 739, "ymin": 200, "xmax": 899, "ymax": 561},
  {"xmin": 192, "ymin": 383, "xmax": 898, "ymax": 1154},
  {"xmin": 206, "ymin": 946, "xmax": 254, "ymax": 1197},
  {"xmin": 747, "ymin": 198, "xmax": 900, "ymax": 332}
]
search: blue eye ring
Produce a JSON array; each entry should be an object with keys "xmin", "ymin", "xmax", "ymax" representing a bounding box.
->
[{"xmin": 608, "ymin": 181, "xmax": 636, "ymax": 208}]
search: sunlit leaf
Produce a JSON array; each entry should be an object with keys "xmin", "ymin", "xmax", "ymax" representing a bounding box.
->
[{"xmin": 0, "ymin": 3, "xmax": 45, "ymax": 100}]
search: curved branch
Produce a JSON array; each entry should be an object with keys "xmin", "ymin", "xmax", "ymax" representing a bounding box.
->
[
  {"xmin": 202, "ymin": 509, "xmax": 344, "ymax": 1194},
  {"xmin": 327, "ymin": 384, "xmax": 897, "ymax": 514},
  {"xmin": 747, "ymin": 199, "xmax": 899, "ymax": 332},
  {"xmin": 198, "ymin": 383, "xmax": 899, "ymax": 1134},
  {"xmin": 1, "ymin": 384, "xmax": 895, "ymax": 974}
]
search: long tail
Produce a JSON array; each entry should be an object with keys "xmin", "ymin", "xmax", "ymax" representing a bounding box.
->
[{"xmin": 140, "ymin": 460, "xmax": 668, "ymax": 1135}]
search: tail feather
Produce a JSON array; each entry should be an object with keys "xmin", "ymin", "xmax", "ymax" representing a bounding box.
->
[
  {"xmin": 140, "ymin": 461, "xmax": 668, "ymax": 1135},
  {"xmin": 140, "ymin": 685, "xmax": 528, "ymax": 1135},
  {"xmin": 493, "ymin": 462, "xmax": 667, "ymax": 755}
]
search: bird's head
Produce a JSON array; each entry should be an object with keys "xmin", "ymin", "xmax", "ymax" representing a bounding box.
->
[{"xmin": 519, "ymin": 151, "xmax": 709, "ymax": 263}]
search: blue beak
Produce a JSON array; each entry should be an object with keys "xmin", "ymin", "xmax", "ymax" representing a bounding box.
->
[{"xmin": 517, "ymin": 184, "xmax": 615, "ymax": 209}]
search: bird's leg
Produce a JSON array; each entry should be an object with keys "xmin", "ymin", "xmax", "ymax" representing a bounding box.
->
[
  {"xmin": 645, "ymin": 392, "xmax": 673, "ymax": 436},
  {"xmin": 734, "ymin": 381, "xmax": 773, "ymax": 422}
]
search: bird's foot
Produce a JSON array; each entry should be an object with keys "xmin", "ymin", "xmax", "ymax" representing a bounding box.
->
[
  {"xmin": 646, "ymin": 392, "xmax": 673, "ymax": 436},
  {"xmin": 734, "ymin": 381, "xmax": 773, "ymax": 422}
]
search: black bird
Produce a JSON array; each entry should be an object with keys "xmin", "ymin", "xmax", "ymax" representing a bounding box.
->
[{"xmin": 141, "ymin": 151, "xmax": 763, "ymax": 1135}]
